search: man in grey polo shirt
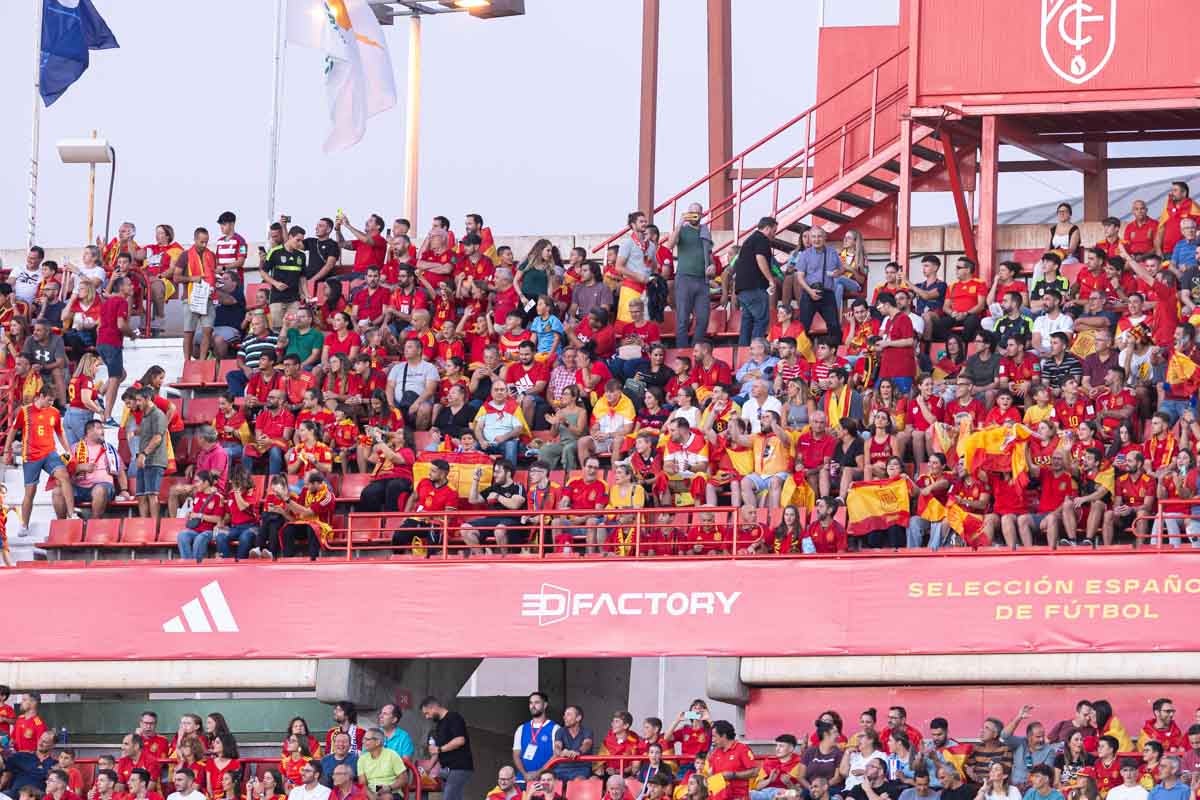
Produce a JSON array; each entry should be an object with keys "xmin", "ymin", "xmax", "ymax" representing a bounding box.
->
[
  {"xmin": 386, "ymin": 338, "xmax": 439, "ymax": 430},
  {"xmin": 793, "ymin": 226, "xmax": 844, "ymax": 343},
  {"xmin": 664, "ymin": 203, "xmax": 714, "ymax": 347}
]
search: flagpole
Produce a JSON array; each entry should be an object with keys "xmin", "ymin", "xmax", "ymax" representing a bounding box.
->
[
  {"xmin": 402, "ymin": 12, "xmax": 421, "ymax": 226},
  {"xmin": 266, "ymin": 0, "xmax": 286, "ymax": 226},
  {"xmin": 28, "ymin": 0, "xmax": 43, "ymax": 250}
]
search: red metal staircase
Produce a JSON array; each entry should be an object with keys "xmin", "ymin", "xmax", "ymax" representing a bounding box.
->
[{"xmin": 596, "ymin": 47, "xmax": 970, "ymax": 258}]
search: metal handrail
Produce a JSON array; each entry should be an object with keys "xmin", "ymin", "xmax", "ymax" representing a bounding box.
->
[{"xmin": 592, "ymin": 46, "xmax": 909, "ymax": 252}]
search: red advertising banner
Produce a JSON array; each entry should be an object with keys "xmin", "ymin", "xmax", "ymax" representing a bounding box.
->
[
  {"xmin": 912, "ymin": 0, "xmax": 1200, "ymax": 106},
  {"xmin": 5, "ymin": 552, "xmax": 1200, "ymax": 661}
]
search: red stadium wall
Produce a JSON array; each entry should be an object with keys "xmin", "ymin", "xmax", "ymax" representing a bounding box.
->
[
  {"xmin": 911, "ymin": 0, "xmax": 1200, "ymax": 107},
  {"xmin": 745, "ymin": 685, "xmax": 1200, "ymax": 741}
]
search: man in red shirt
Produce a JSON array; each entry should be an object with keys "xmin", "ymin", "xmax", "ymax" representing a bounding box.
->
[
  {"xmin": 753, "ymin": 734, "xmax": 803, "ymax": 796},
  {"xmin": 46, "ymin": 768, "xmax": 80, "ymax": 800},
  {"xmin": 706, "ymin": 721, "xmax": 757, "ymax": 800},
  {"xmin": 1128, "ymin": 254, "xmax": 1180, "ymax": 348},
  {"xmin": 12, "ymin": 692, "xmax": 48, "ymax": 752},
  {"xmin": 875, "ymin": 292, "xmax": 916, "ymax": 394},
  {"xmin": 416, "ymin": 231, "xmax": 457, "ymax": 293},
  {"xmin": 931, "ymin": 256, "xmax": 987, "ymax": 343},
  {"xmin": 392, "ymin": 459, "xmax": 458, "ymax": 554},
  {"xmin": 1102, "ymin": 450, "xmax": 1154, "ymax": 546},
  {"xmin": 97, "ymin": 275, "xmax": 135, "ymax": 423},
  {"xmin": 1019, "ymin": 452, "xmax": 1074, "ymax": 548},
  {"xmin": 4, "ymin": 387, "xmax": 73, "ymax": 536},
  {"xmin": 806, "ymin": 496, "xmax": 847, "ymax": 553},
  {"xmin": 1070, "ymin": 248, "xmax": 1113, "ymax": 313},
  {"xmin": 997, "ymin": 334, "xmax": 1039, "ymax": 401},
  {"xmin": 610, "ymin": 299, "xmax": 661, "ymax": 381},
  {"xmin": 794, "ymin": 411, "xmax": 836, "ymax": 495},
  {"xmin": 350, "ymin": 266, "xmax": 390, "ymax": 328},
  {"xmin": 692, "ymin": 340, "xmax": 732, "ymax": 396},
  {"xmin": 556, "ymin": 456, "xmax": 608, "ymax": 553},
  {"xmin": 1054, "ymin": 377, "xmax": 1091, "ymax": 432},
  {"xmin": 1124, "ymin": 200, "xmax": 1159, "ymax": 257},
  {"xmin": 116, "ymin": 734, "xmax": 159, "ymax": 787},
  {"xmin": 384, "ymin": 265, "xmax": 429, "ymax": 331},
  {"xmin": 681, "ymin": 511, "xmax": 731, "ymax": 555},
  {"xmin": 244, "ymin": 389, "xmax": 294, "ymax": 476},
  {"xmin": 1155, "ymin": 181, "xmax": 1200, "ymax": 257},
  {"xmin": 137, "ymin": 711, "xmax": 171, "ymax": 764},
  {"xmin": 504, "ymin": 341, "xmax": 549, "ymax": 425},
  {"xmin": 456, "ymin": 233, "xmax": 495, "ymax": 297},
  {"xmin": 336, "ymin": 212, "xmax": 388, "ymax": 275}
]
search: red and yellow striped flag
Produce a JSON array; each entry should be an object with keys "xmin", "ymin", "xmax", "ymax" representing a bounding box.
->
[
  {"xmin": 846, "ymin": 477, "xmax": 911, "ymax": 536},
  {"xmin": 945, "ymin": 500, "xmax": 988, "ymax": 547}
]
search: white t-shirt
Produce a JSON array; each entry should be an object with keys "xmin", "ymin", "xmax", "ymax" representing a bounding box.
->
[
  {"xmin": 1107, "ymin": 785, "xmax": 1149, "ymax": 800},
  {"xmin": 740, "ymin": 395, "xmax": 783, "ymax": 434},
  {"xmin": 287, "ymin": 785, "xmax": 331, "ymax": 800},
  {"xmin": 168, "ymin": 791, "xmax": 206, "ymax": 800},
  {"xmin": 1031, "ymin": 312, "xmax": 1074, "ymax": 354},
  {"xmin": 982, "ymin": 787, "xmax": 1021, "ymax": 800},
  {"xmin": 10, "ymin": 266, "xmax": 40, "ymax": 304}
]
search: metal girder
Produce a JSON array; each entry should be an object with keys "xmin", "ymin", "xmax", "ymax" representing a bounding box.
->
[{"xmin": 995, "ymin": 118, "xmax": 1100, "ymax": 174}]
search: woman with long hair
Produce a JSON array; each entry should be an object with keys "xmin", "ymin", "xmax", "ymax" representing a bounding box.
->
[
  {"xmin": 827, "ymin": 418, "xmax": 865, "ymax": 499},
  {"xmin": 865, "ymin": 410, "xmax": 900, "ymax": 480},
  {"xmin": 322, "ymin": 353, "xmax": 353, "ymax": 406},
  {"xmin": 767, "ymin": 505, "xmax": 804, "ymax": 554},
  {"xmin": 62, "ymin": 279, "xmax": 102, "ymax": 360},
  {"xmin": 175, "ymin": 735, "xmax": 209, "ymax": 795},
  {"xmin": 217, "ymin": 465, "xmax": 261, "ymax": 560},
  {"xmin": 204, "ymin": 732, "xmax": 242, "ymax": 795},
  {"xmin": 279, "ymin": 734, "xmax": 312, "ymax": 789},
  {"xmin": 976, "ymin": 761, "xmax": 1021, "ymax": 800},
  {"xmin": 146, "ymin": 223, "xmax": 183, "ymax": 331},
  {"xmin": 65, "ymin": 352, "xmax": 104, "ymax": 445},
  {"xmin": 839, "ymin": 728, "xmax": 885, "ymax": 790},
  {"xmin": 668, "ymin": 700, "xmax": 713, "ymax": 763},
  {"xmin": 1053, "ymin": 729, "xmax": 1094, "ymax": 789},
  {"xmin": 518, "ymin": 239, "xmax": 556, "ymax": 308},
  {"xmin": 538, "ymin": 384, "xmax": 586, "ymax": 471},
  {"xmin": 321, "ymin": 311, "xmax": 359, "ymax": 372},
  {"xmin": 245, "ymin": 768, "xmax": 287, "ymax": 800},
  {"xmin": 835, "ymin": 229, "xmax": 869, "ymax": 311}
]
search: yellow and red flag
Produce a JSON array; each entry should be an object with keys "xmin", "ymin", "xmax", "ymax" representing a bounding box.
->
[
  {"xmin": 781, "ymin": 474, "xmax": 816, "ymax": 511},
  {"xmin": 846, "ymin": 477, "xmax": 911, "ymax": 536},
  {"xmin": 960, "ymin": 424, "xmax": 1032, "ymax": 489},
  {"xmin": 945, "ymin": 500, "xmax": 987, "ymax": 547},
  {"xmin": 411, "ymin": 451, "xmax": 493, "ymax": 499},
  {"xmin": 1166, "ymin": 351, "xmax": 1200, "ymax": 395},
  {"xmin": 920, "ymin": 496, "xmax": 948, "ymax": 523},
  {"xmin": 707, "ymin": 775, "xmax": 732, "ymax": 800}
]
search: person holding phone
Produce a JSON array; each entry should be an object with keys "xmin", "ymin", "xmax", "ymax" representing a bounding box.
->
[
  {"xmin": 356, "ymin": 729, "xmax": 408, "ymax": 796},
  {"xmin": 661, "ymin": 202, "xmax": 714, "ymax": 348}
]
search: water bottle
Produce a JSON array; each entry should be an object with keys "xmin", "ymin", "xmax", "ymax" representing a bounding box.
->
[{"xmin": 58, "ymin": 726, "xmax": 69, "ymax": 744}]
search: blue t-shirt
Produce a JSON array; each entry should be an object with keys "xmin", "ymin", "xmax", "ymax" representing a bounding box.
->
[
  {"xmin": 319, "ymin": 753, "xmax": 358, "ymax": 786},
  {"xmin": 916, "ymin": 280, "xmax": 948, "ymax": 314},
  {"xmin": 5, "ymin": 752, "xmax": 56, "ymax": 793},
  {"xmin": 1149, "ymin": 783, "xmax": 1192, "ymax": 800},
  {"xmin": 529, "ymin": 315, "xmax": 565, "ymax": 354},
  {"xmin": 383, "ymin": 727, "xmax": 414, "ymax": 759},
  {"xmin": 1022, "ymin": 788, "xmax": 1064, "ymax": 800}
]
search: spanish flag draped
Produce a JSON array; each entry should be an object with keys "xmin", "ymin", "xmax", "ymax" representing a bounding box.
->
[
  {"xmin": 214, "ymin": 415, "xmax": 252, "ymax": 446},
  {"xmin": 1094, "ymin": 466, "xmax": 1115, "ymax": 495},
  {"xmin": 1166, "ymin": 350, "xmax": 1200, "ymax": 396},
  {"xmin": 411, "ymin": 451, "xmax": 493, "ymax": 499},
  {"xmin": 920, "ymin": 496, "xmax": 947, "ymax": 523},
  {"xmin": 706, "ymin": 774, "xmax": 732, "ymax": 800},
  {"xmin": 846, "ymin": 477, "xmax": 911, "ymax": 536},
  {"xmin": 781, "ymin": 474, "xmax": 816, "ymax": 511},
  {"xmin": 960, "ymin": 424, "xmax": 1032, "ymax": 489},
  {"xmin": 937, "ymin": 743, "xmax": 974, "ymax": 778},
  {"xmin": 945, "ymin": 500, "xmax": 988, "ymax": 547},
  {"xmin": 795, "ymin": 331, "xmax": 816, "ymax": 362}
]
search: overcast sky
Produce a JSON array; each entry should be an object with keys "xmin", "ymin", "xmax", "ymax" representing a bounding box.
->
[{"xmin": 1, "ymin": 0, "xmax": 1191, "ymax": 248}]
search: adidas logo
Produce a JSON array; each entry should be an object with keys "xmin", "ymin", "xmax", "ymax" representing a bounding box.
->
[{"xmin": 162, "ymin": 581, "xmax": 240, "ymax": 633}]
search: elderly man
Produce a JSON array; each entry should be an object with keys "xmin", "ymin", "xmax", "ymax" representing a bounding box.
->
[
  {"xmin": 329, "ymin": 764, "xmax": 364, "ymax": 800},
  {"xmin": 474, "ymin": 380, "xmax": 528, "ymax": 466},
  {"xmin": 739, "ymin": 380, "xmax": 782, "ymax": 435},
  {"xmin": 600, "ymin": 775, "xmax": 628, "ymax": 800},
  {"xmin": 791, "ymin": 225, "xmax": 843, "ymax": 345},
  {"xmin": 3, "ymin": 730, "xmax": 57, "ymax": 793},
  {"xmin": 662, "ymin": 202, "xmax": 714, "ymax": 347},
  {"xmin": 1147, "ymin": 756, "xmax": 1190, "ymax": 800},
  {"xmin": 357, "ymin": 729, "xmax": 407, "ymax": 795},
  {"xmin": 167, "ymin": 425, "xmax": 229, "ymax": 516},
  {"xmin": 487, "ymin": 767, "xmax": 522, "ymax": 800},
  {"xmin": 55, "ymin": 419, "xmax": 128, "ymax": 519},
  {"xmin": 1001, "ymin": 705, "xmax": 1055, "ymax": 787}
]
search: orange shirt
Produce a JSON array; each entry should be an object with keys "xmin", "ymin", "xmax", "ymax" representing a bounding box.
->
[{"xmin": 18, "ymin": 405, "xmax": 63, "ymax": 463}]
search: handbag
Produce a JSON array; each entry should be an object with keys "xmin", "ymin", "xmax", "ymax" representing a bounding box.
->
[{"xmin": 189, "ymin": 279, "xmax": 213, "ymax": 314}]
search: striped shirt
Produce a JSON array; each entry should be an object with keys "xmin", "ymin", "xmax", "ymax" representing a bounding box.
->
[
  {"xmin": 237, "ymin": 331, "xmax": 280, "ymax": 370},
  {"xmin": 1039, "ymin": 352, "xmax": 1083, "ymax": 390},
  {"xmin": 215, "ymin": 233, "xmax": 248, "ymax": 270}
]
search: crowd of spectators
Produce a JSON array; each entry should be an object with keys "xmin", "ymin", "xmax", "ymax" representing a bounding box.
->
[
  {"xmin": 4, "ymin": 688, "xmax": 1200, "ymax": 800},
  {"xmin": 5, "ymin": 179, "xmax": 1200, "ymax": 561}
]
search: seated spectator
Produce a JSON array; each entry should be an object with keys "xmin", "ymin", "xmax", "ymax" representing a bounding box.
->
[
  {"xmin": 286, "ymin": 421, "xmax": 334, "ymax": 482},
  {"xmin": 487, "ymin": 767, "xmax": 521, "ymax": 800},
  {"xmin": 964, "ymin": 719, "xmax": 1011, "ymax": 785},
  {"xmin": 167, "ymin": 425, "xmax": 229, "ymax": 516},
  {"xmin": 356, "ymin": 728, "xmax": 407, "ymax": 795},
  {"xmin": 931, "ymin": 257, "xmax": 986, "ymax": 343},
  {"xmin": 56, "ymin": 419, "xmax": 128, "ymax": 519},
  {"xmin": 176, "ymin": 470, "xmax": 225, "ymax": 563},
  {"xmin": 1032, "ymin": 290, "xmax": 1074, "ymax": 356},
  {"xmin": 243, "ymin": 390, "xmax": 296, "ymax": 476},
  {"xmin": 228, "ymin": 313, "xmax": 279, "ymax": 398},
  {"xmin": 556, "ymin": 457, "xmax": 608, "ymax": 556},
  {"xmin": 461, "ymin": 460, "xmax": 527, "ymax": 556},
  {"xmin": 390, "ymin": 459, "xmax": 458, "ymax": 555},
  {"xmin": 504, "ymin": 341, "xmax": 549, "ymax": 428},
  {"xmin": 386, "ymin": 339, "xmax": 438, "ymax": 430},
  {"xmin": 21, "ymin": 319, "xmax": 68, "ymax": 405},
  {"xmin": 215, "ymin": 466, "xmax": 261, "ymax": 560},
  {"xmin": 578, "ymin": 380, "xmax": 635, "ymax": 465}
]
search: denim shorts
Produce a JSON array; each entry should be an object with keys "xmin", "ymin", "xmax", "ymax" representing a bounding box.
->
[
  {"xmin": 97, "ymin": 344, "xmax": 125, "ymax": 380},
  {"xmin": 23, "ymin": 452, "xmax": 66, "ymax": 486},
  {"xmin": 135, "ymin": 464, "xmax": 165, "ymax": 497},
  {"xmin": 74, "ymin": 482, "xmax": 115, "ymax": 505}
]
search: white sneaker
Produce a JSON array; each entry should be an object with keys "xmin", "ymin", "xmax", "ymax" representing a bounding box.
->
[
  {"xmin": 17, "ymin": 526, "xmax": 30, "ymax": 538},
  {"xmin": 248, "ymin": 547, "xmax": 261, "ymax": 559}
]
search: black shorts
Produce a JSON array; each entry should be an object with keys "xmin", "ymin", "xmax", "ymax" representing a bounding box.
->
[{"xmin": 469, "ymin": 515, "xmax": 527, "ymax": 544}]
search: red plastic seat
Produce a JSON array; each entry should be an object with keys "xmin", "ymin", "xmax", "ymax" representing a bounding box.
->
[
  {"xmin": 85, "ymin": 518, "xmax": 123, "ymax": 546},
  {"xmin": 157, "ymin": 518, "xmax": 186, "ymax": 546},
  {"xmin": 122, "ymin": 518, "xmax": 158, "ymax": 546},
  {"xmin": 212, "ymin": 359, "xmax": 240, "ymax": 388},
  {"xmin": 184, "ymin": 397, "xmax": 220, "ymax": 427},
  {"xmin": 172, "ymin": 359, "xmax": 217, "ymax": 389},
  {"xmin": 565, "ymin": 778, "xmax": 602, "ymax": 800},
  {"xmin": 159, "ymin": 476, "xmax": 189, "ymax": 506},
  {"xmin": 337, "ymin": 473, "xmax": 371, "ymax": 502},
  {"xmin": 43, "ymin": 519, "xmax": 84, "ymax": 549}
]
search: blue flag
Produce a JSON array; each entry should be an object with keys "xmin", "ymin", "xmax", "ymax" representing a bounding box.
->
[{"xmin": 40, "ymin": 0, "xmax": 119, "ymax": 107}]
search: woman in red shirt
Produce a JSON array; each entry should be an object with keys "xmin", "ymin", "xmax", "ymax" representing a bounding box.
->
[
  {"xmin": 279, "ymin": 734, "xmax": 312, "ymax": 789},
  {"xmin": 986, "ymin": 259, "xmax": 1029, "ymax": 317},
  {"xmin": 668, "ymin": 700, "xmax": 713, "ymax": 761},
  {"xmin": 217, "ymin": 466, "xmax": 261, "ymax": 560},
  {"xmin": 907, "ymin": 375, "xmax": 944, "ymax": 467},
  {"xmin": 865, "ymin": 410, "xmax": 900, "ymax": 479},
  {"xmin": 63, "ymin": 280, "xmax": 103, "ymax": 360},
  {"xmin": 204, "ymin": 733, "xmax": 242, "ymax": 798},
  {"xmin": 279, "ymin": 719, "xmax": 322, "ymax": 760},
  {"xmin": 321, "ymin": 354, "xmax": 353, "ymax": 406},
  {"xmin": 244, "ymin": 769, "xmax": 286, "ymax": 800},
  {"xmin": 1027, "ymin": 420, "xmax": 1063, "ymax": 479},
  {"xmin": 321, "ymin": 312, "xmax": 360, "ymax": 371}
]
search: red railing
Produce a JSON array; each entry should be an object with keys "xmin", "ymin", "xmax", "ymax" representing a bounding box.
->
[{"xmin": 593, "ymin": 47, "xmax": 910, "ymax": 256}]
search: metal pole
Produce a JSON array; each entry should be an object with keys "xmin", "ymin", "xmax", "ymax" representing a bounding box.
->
[
  {"xmin": 403, "ymin": 13, "xmax": 422, "ymax": 225},
  {"xmin": 637, "ymin": 0, "xmax": 660, "ymax": 220},
  {"xmin": 87, "ymin": 130, "xmax": 97, "ymax": 243},
  {"xmin": 266, "ymin": 0, "xmax": 286, "ymax": 225},
  {"xmin": 28, "ymin": 0, "xmax": 44, "ymax": 250}
]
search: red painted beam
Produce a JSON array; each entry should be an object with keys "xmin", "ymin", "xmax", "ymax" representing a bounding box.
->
[{"xmin": 995, "ymin": 118, "xmax": 1100, "ymax": 174}]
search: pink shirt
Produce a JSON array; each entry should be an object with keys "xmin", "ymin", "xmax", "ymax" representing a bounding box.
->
[
  {"xmin": 75, "ymin": 443, "xmax": 115, "ymax": 489},
  {"xmin": 195, "ymin": 443, "xmax": 230, "ymax": 490}
]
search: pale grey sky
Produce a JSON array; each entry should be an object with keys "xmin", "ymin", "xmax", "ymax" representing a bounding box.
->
[{"xmin": 1, "ymin": 0, "xmax": 1191, "ymax": 247}]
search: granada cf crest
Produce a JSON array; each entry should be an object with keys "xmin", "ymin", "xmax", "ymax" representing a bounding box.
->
[{"xmin": 1040, "ymin": 0, "xmax": 1117, "ymax": 85}]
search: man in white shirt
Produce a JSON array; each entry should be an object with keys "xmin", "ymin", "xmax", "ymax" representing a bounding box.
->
[
  {"xmin": 11, "ymin": 247, "xmax": 43, "ymax": 306},
  {"xmin": 1031, "ymin": 288, "xmax": 1074, "ymax": 355},
  {"xmin": 739, "ymin": 379, "xmax": 782, "ymax": 434},
  {"xmin": 288, "ymin": 762, "xmax": 332, "ymax": 800},
  {"xmin": 166, "ymin": 768, "xmax": 204, "ymax": 800},
  {"xmin": 1106, "ymin": 760, "xmax": 1148, "ymax": 800}
]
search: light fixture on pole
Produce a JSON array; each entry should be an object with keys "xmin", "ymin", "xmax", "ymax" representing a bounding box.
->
[{"xmin": 57, "ymin": 136, "xmax": 116, "ymax": 244}]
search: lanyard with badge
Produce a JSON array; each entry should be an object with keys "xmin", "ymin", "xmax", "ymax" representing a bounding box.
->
[{"xmin": 523, "ymin": 720, "xmax": 547, "ymax": 761}]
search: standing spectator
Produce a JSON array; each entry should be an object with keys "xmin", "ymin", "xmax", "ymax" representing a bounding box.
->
[
  {"xmin": 262, "ymin": 226, "xmax": 309, "ymax": 329},
  {"xmin": 11, "ymin": 695, "xmax": 48, "ymax": 754},
  {"xmin": 3, "ymin": 388, "xmax": 74, "ymax": 536},
  {"xmin": 214, "ymin": 212, "xmax": 249, "ymax": 277},
  {"xmin": 707, "ymin": 721, "xmax": 757, "ymax": 800},
  {"xmin": 663, "ymin": 203, "xmax": 713, "ymax": 347},
  {"xmin": 326, "ymin": 703, "xmax": 366, "ymax": 756},
  {"xmin": 377, "ymin": 705, "xmax": 413, "ymax": 760},
  {"xmin": 553, "ymin": 705, "xmax": 594, "ymax": 783},
  {"xmin": 734, "ymin": 217, "xmax": 781, "ymax": 345},
  {"xmin": 335, "ymin": 212, "xmax": 388, "ymax": 278},
  {"xmin": 133, "ymin": 387, "xmax": 169, "ymax": 522},
  {"xmin": 177, "ymin": 228, "xmax": 218, "ymax": 361},
  {"xmin": 513, "ymin": 692, "xmax": 561, "ymax": 786},
  {"xmin": 65, "ymin": 354, "xmax": 104, "ymax": 445},
  {"xmin": 1155, "ymin": 181, "xmax": 1200, "ymax": 258},
  {"xmin": 615, "ymin": 212, "xmax": 656, "ymax": 324},
  {"xmin": 421, "ymin": 696, "xmax": 473, "ymax": 800},
  {"xmin": 305, "ymin": 217, "xmax": 342, "ymax": 283},
  {"xmin": 22, "ymin": 319, "xmax": 68, "ymax": 406},
  {"xmin": 877, "ymin": 293, "xmax": 918, "ymax": 395}
]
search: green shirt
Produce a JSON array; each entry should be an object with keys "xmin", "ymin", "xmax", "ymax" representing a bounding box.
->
[
  {"xmin": 676, "ymin": 224, "xmax": 706, "ymax": 278},
  {"xmin": 138, "ymin": 406, "xmax": 169, "ymax": 468},
  {"xmin": 285, "ymin": 326, "xmax": 325, "ymax": 364},
  {"xmin": 357, "ymin": 748, "xmax": 407, "ymax": 790}
]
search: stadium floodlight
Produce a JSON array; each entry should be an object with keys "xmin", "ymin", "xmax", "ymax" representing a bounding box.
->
[
  {"xmin": 437, "ymin": 0, "xmax": 526, "ymax": 17},
  {"xmin": 56, "ymin": 135, "xmax": 116, "ymax": 243}
]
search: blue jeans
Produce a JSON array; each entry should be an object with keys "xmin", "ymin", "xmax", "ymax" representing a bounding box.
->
[
  {"xmin": 178, "ymin": 529, "xmax": 213, "ymax": 561},
  {"xmin": 797, "ymin": 286, "xmax": 842, "ymax": 343},
  {"xmin": 485, "ymin": 440, "xmax": 520, "ymax": 465},
  {"xmin": 608, "ymin": 356, "xmax": 648, "ymax": 382},
  {"xmin": 441, "ymin": 769, "xmax": 472, "ymax": 800},
  {"xmin": 833, "ymin": 276, "xmax": 861, "ymax": 313},
  {"xmin": 1159, "ymin": 396, "xmax": 1193, "ymax": 425},
  {"xmin": 215, "ymin": 523, "xmax": 258, "ymax": 559},
  {"xmin": 243, "ymin": 446, "xmax": 285, "ymax": 476},
  {"xmin": 907, "ymin": 517, "xmax": 946, "ymax": 550},
  {"xmin": 737, "ymin": 287, "xmax": 770, "ymax": 345},
  {"xmin": 64, "ymin": 407, "xmax": 93, "ymax": 446},
  {"xmin": 222, "ymin": 443, "xmax": 244, "ymax": 464},
  {"xmin": 226, "ymin": 368, "xmax": 250, "ymax": 397}
]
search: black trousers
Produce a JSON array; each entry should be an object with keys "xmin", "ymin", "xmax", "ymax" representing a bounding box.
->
[
  {"xmin": 930, "ymin": 312, "xmax": 981, "ymax": 343},
  {"xmin": 358, "ymin": 478, "xmax": 413, "ymax": 513}
]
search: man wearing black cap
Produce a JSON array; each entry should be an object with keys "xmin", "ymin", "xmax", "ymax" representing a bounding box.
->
[{"xmin": 391, "ymin": 459, "xmax": 458, "ymax": 555}]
